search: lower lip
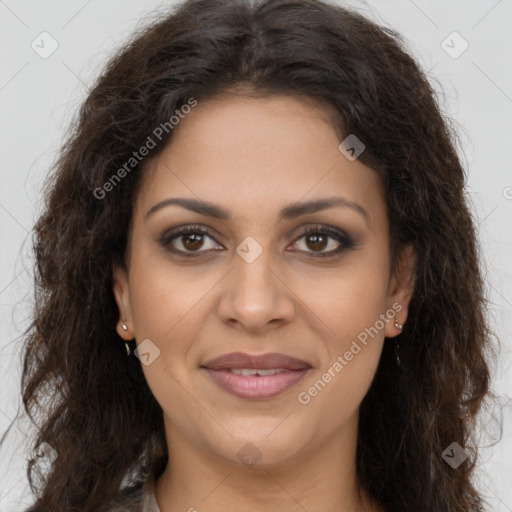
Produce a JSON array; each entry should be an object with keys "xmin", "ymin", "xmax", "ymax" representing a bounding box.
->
[{"xmin": 202, "ymin": 368, "xmax": 310, "ymax": 399}]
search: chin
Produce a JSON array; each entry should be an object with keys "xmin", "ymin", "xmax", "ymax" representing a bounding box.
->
[{"xmin": 212, "ymin": 423, "xmax": 310, "ymax": 469}]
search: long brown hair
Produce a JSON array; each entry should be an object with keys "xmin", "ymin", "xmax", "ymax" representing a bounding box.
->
[{"xmin": 0, "ymin": 0, "xmax": 498, "ymax": 510}]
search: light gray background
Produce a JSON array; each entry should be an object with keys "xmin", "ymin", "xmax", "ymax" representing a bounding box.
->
[{"xmin": 0, "ymin": 0, "xmax": 511, "ymax": 510}]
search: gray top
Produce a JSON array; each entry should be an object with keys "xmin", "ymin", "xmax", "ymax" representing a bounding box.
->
[
  {"xmin": 141, "ymin": 472, "xmax": 161, "ymax": 512},
  {"xmin": 107, "ymin": 472, "xmax": 161, "ymax": 512}
]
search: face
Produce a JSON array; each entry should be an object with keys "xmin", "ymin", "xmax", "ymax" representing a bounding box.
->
[{"xmin": 113, "ymin": 94, "xmax": 415, "ymax": 469}]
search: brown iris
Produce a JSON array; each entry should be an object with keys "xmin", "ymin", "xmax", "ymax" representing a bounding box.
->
[{"xmin": 305, "ymin": 232, "xmax": 328, "ymax": 252}]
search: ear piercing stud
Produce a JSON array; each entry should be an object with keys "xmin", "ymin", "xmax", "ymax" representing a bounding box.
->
[
  {"xmin": 120, "ymin": 320, "xmax": 131, "ymax": 356},
  {"xmin": 394, "ymin": 319, "xmax": 403, "ymax": 332}
]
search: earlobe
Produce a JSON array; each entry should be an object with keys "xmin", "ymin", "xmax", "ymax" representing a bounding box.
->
[
  {"xmin": 385, "ymin": 244, "xmax": 417, "ymax": 338},
  {"xmin": 112, "ymin": 264, "xmax": 134, "ymax": 340}
]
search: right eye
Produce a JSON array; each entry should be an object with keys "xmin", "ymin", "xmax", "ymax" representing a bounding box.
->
[{"xmin": 159, "ymin": 224, "xmax": 224, "ymax": 257}]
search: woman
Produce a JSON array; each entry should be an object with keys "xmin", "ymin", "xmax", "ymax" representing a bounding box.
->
[{"xmin": 1, "ymin": 0, "xmax": 496, "ymax": 510}]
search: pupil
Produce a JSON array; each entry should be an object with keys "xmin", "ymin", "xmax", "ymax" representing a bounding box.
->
[
  {"xmin": 308, "ymin": 233, "xmax": 327, "ymax": 251},
  {"xmin": 184, "ymin": 233, "xmax": 203, "ymax": 250}
]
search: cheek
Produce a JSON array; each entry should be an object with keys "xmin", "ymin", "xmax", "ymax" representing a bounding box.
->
[
  {"xmin": 126, "ymin": 262, "xmax": 212, "ymax": 397},
  {"xmin": 297, "ymin": 343, "xmax": 383, "ymax": 434},
  {"xmin": 128, "ymin": 261, "xmax": 210, "ymax": 428},
  {"xmin": 296, "ymin": 252, "xmax": 390, "ymax": 344},
  {"xmin": 296, "ymin": 279, "xmax": 388, "ymax": 427},
  {"xmin": 128, "ymin": 257, "xmax": 215, "ymax": 340},
  {"xmin": 294, "ymin": 254, "xmax": 389, "ymax": 410}
]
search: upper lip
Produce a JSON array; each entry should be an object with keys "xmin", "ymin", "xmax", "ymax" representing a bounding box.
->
[{"xmin": 201, "ymin": 352, "xmax": 312, "ymax": 371}]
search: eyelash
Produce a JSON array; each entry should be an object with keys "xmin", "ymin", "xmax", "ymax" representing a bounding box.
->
[{"xmin": 159, "ymin": 223, "xmax": 355, "ymax": 259}]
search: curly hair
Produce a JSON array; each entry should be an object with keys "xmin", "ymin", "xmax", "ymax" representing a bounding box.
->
[{"xmin": 0, "ymin": 0, "xmax": 497, "ymax": 510}]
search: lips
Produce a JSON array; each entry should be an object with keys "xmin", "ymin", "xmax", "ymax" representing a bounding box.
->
[
  {"xmin": 201, "ymin": 352, "xmax": 312, "ymax": 371},
  {"xmin": 200, "ymin": 352, "xmax": 312, "ymax": 399}
]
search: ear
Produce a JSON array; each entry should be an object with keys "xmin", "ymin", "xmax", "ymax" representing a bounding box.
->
[
  {"xmin": 384, "ymin": 243, "xmax": 417, "ymax": 339},
  {"xmin": 112, "ymin": 263, "xmax": 134, "ymax": 340}
]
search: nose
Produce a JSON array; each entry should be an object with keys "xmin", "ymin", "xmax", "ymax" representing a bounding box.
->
[{"xmin": 217, "ymin": 244, "xmax": 296, "ymax": 333}]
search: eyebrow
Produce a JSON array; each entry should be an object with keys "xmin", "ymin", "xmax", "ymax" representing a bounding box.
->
[{"xmin": 145, "ymin": 196, "xmax": 371, "ymax": 229}]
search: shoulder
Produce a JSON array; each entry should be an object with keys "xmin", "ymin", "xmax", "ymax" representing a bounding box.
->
[
  {"xmin": 101, "ymin": 481, "xmax": 146, "ymax": 512},
  {"xmin": 24, "ymin": 477, "xmax": 156, "ymax": 512},
  {"xmin": 104, "ymin": 474, "xmax": 160, "ymax": 512}
]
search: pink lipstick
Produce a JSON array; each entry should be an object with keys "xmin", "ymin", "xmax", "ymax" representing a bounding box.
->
[{"xmin": 201, "ymin": 352, "xmax": 312, "ymax": 399}]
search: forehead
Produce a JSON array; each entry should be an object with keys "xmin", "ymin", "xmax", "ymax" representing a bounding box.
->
[{"xmin": 135, "ymin": 94, "xmax": 384, "ymax": 225}]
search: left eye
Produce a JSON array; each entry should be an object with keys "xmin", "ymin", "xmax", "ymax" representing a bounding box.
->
[
  {"xmin": 289, "ymin": 225, "xmax": 353, "ymax": 257},
  {"xmin": 161, "ymin": 226, "xmax": 222, "ymax": 254}
]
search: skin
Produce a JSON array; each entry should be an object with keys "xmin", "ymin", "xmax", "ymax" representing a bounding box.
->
[{"xmin": 113, "ymin": 94, "xmax": 416, "ymax": 512}]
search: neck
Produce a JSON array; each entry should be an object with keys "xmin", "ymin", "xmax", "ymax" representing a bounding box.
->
[{"xmin": 154, "ymin": 411, "xmax": 381, "ymax": 512}]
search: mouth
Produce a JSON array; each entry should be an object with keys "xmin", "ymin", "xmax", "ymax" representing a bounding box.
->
[{"xmin": 200, "ymin": 352, "xmax": 312, "ymax": 399}]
